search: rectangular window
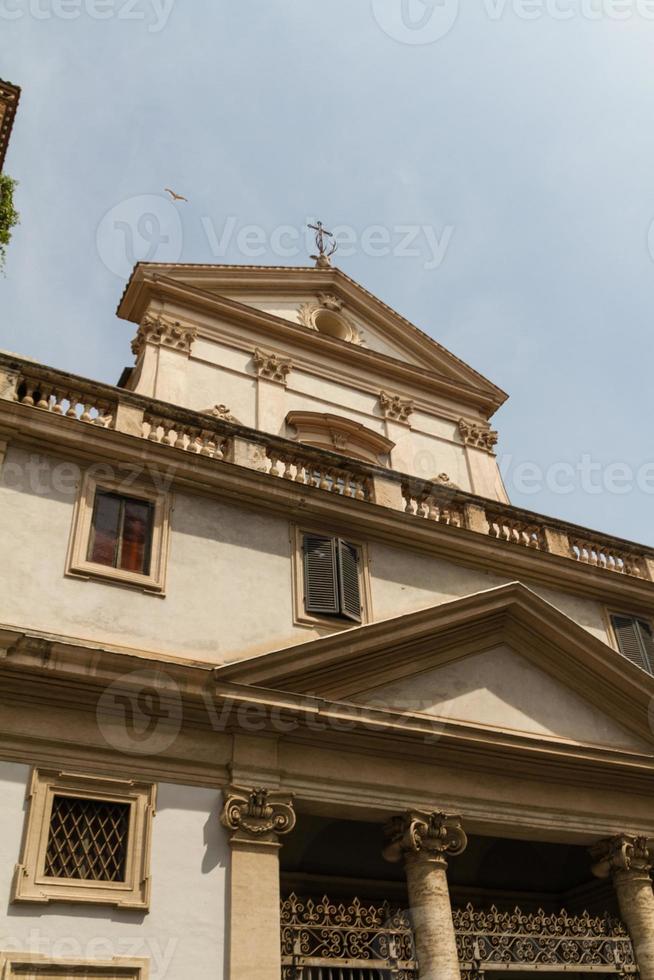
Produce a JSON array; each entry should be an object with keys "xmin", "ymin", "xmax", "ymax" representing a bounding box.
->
[
  {"xmin": 87, "ymin": 490, "xmax": 153, "ymax": 575},
  {"xmin": 12, "ymin": 770, "xmax": 156, "ymax": 909},
  {"xmin": 303, "ymin": 534, "xmax": 363, "ymax": 623},
  {"xmin": 611, "ymin": 614, "xmax": 654, "ymax": 675},
  {"xmin": 0, "ymin": 953, "xmax": 149, "ymax": 979},
  {"xmin": 67, "ymin": 472, "xmax": 171, "ymax": 593},
  {"xmin": 45, "ymin": 795, "xmax": 130, "ymax": 882}
]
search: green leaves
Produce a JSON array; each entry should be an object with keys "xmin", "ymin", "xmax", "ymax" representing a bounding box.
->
[{"xmin": 0, "ymin": 173, "xmax": 19, "ymax": 272}]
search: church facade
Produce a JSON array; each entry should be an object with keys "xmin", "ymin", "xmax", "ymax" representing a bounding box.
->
[{"xmin": 0, "ymin": 257, "xmax": 654, "ymax": 980}]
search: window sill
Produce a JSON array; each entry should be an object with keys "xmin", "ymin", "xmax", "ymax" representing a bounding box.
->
[{"xmin": 66, "ymin": 562, "xmax": 166, "ymax": 595}]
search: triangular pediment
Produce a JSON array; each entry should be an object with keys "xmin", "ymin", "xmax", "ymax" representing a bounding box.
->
[
  {"xmin": 215, "ymin": 583, "xmax": 654, "ymax": 749},
  {"xmin": 117, "ymin": 262, "xmax": 507, "ymax": 413},
  {"xmin": 357, "ymin": 643, "xmax": 651, "ymax": 752}
]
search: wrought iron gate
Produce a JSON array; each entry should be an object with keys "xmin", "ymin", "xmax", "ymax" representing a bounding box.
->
[{"xmin": 281, "ymin": 894, "xmax": 638, "ymax": 979}]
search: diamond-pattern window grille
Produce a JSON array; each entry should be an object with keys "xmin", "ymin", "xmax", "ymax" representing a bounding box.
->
[{"xmin": 44, "ymin": 795, "xmax": 130, "ymax": 882}]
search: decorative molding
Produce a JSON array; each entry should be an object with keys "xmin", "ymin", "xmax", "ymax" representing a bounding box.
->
[
  {"xmin": 432, "ymin": 472, "xmax": 460, "ymax": 490},
  {"xmin": 286, "ymin": 410, "xmax": 394, "ymax": 466},
  {"xmin": 252, "ymin": 347, "xmax": 292, "ymax": 384},
  {"xmin": 317, "ymin": 292, "xmax": 344, "ymax": 312},
  {"xmin": 383, "ymin": 810, "xmax": 467, "ymax": 864},
  {"xmin": 12, "ymin": 768, "xmax": 156, "ymax": 909},
  {"xmin": 590, "ymin": 834, "xmax": 652, "ymax": 879},
  {"xmin": 131, "ymin": 315, "xmax": 197, "ymax": 358},
  {"xmin": 459, "ymin": 418, "xmax": 498, "ymax": 454},
  {"xmin": 202, "ymin": 403, "xmax": 239, "ymax": 423},
  {"xmin": 298, "ymin": 295, "xmax": 363, "ymax": 345},
  {"xmin": 379, "ymin": 391, "xmax": 414, "ymax": 424},
  {"xmin": 220, "ymin": 785, "xmax": 296, "ymax": 842}
]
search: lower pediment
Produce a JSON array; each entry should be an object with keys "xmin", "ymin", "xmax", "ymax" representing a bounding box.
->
[{"xmin": 356, "ymin": 643, "xmax": 652, "ymax": 752}]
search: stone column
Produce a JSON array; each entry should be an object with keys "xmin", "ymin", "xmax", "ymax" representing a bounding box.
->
[
  {"xmin": 221, "ymin": 785, "xmax": 296, "ymax": 980},
  {"xmin": 384, "ymin": 810, "xmax": 467, "ymax": 980},
  {"xmin": 591, "ymin": 834, "xmax": 654, "ymax": 980}
]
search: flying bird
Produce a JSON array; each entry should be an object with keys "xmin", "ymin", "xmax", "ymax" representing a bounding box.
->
[{"xmin": 164, "ymin": 188, "xmax": 188, "ymax": 202}]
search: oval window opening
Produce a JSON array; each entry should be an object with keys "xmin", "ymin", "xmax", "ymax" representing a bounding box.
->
[{"xmin": 313, "ymin": 309, "xmax": 350, "ymax": 341}]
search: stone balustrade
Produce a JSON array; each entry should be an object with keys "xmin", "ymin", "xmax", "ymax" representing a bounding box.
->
[
  {"xmin": 14, "ymin": 373, "xmax": 115, "ymax": 428},
  {"xmin": 265, "ymin": 447, "xmax": 372, "ymax": 501},
  {"xmin": 2, "ymin": 353, "xmax": 653, "ymax": 585},
  {"xmin": 570, "ymin": 536, "xmax": 646, "ymax": 578},
  {"xmin": 143, "ymin": 413, "xmax": 230, "ymax": 460},
  {"xmin": 486, "ymin": 511, "xmax": 546, "ymax": 550},
  {"xmin": 402, "ymin": 482, "xmax": 465, "ymax": 527}
]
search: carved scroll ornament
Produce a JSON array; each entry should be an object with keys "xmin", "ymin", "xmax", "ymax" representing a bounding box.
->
[
  {"xmin": 591, "ymin": 834, "xmax": 652, "ymax": 879},
  {"xmin": 131, "ymin": 314, "xmax": 197, "ymax": 358},
  {"xmin": 459, "ymin": 419, "xmax": 498, "ymax": 454},
  {"xmin": 220, "ymin": 786, "xmax": 296, "ymax": 841},
  {"xmin": 383, "ymin": 810, "xmax": 467, "ymax": 864},
  {"xmin": 252, "ymin": 348, "xmax": 292, "ymax": 384}
]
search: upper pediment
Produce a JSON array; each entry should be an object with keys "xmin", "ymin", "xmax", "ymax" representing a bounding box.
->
[
  {"xmin": 357, "ymin": 643, "xmax": 651, "ymax": 752},
  {"xmin": 215, "ymin": 583, "xmax": 654, "ymax": 751},
  {"xmin": 117, "ymin": 262, "xmax": 507, "ymax": 416}
]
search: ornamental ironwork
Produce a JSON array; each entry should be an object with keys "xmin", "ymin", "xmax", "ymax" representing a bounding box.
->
[
  {"xmin": 280, "ymin": 893, "xmax": 417, "ymax": 980},
  {"xmin": 281, "ymin": 894, "xmax": 638, "ymax": 978},
  {"xmin": 454, "ymin": 904, "xmax": 638, "ymax": 976}
]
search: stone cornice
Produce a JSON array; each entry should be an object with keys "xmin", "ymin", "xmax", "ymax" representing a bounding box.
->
[
  {"xmin": 3, "ymin": 624, "xmax": 654, "ymax": 806},
  {"xmin": 2, "ymin": 352, "xmax": 654, "ymax": 611}
]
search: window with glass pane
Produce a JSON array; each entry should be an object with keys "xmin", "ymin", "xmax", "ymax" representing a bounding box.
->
[{"xmin": 87, "ymin": 491, "xmax": 153, "ymax": 575}]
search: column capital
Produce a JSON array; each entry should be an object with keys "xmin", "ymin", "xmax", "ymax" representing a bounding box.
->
[
  {"xmin": 383, "ymin": 810, "xmax": 467, "ymax": 866},
  {"xmin": 590, "ymin": 834, "xmax": 652, "ymax": 880},
  {"xmin": 220, "ymin": 785, "xmax": 296, "ymax": 845}
]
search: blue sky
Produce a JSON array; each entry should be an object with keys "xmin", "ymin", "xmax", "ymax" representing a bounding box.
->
[{"xmin": 2, "ymin": 0, "xmax": 654, "ymax": 543}]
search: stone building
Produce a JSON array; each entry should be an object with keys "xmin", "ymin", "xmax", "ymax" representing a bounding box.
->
[
  {"xmin": 0, "ymin": 257, "xmax": 654, "ymax": 980},
  {"xmin": 0, "ymin": 78, "xmax": 20, "ymax": 172}
]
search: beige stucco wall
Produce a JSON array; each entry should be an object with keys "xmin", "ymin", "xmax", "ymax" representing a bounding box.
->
[
  {"xmin": 129, "ymin": 298, "xmax": 505, "ymax": 497},
  {"xmin": 0, "ymin": 763, "xmax": 227, "ymax": 980},
  {"xmin": 0, "ymin": 445, "xmax": 610, "ymax": 663}
]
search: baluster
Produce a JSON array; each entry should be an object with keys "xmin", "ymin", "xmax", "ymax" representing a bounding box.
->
[
  {"xmin": 80, "ymin": 402, "xmax": 94, "ymax": 423},
  {"xmin": 342, "ymin": 473, "xmax": 354, "ymax": 497},
  {"xmin": 65, "ymin": 393, "xmax": 78, "ymax": 418},
  {"xmin": 35, "ymin": 386, "xmax": 51, "ymax": 410},
  {"xmin": 283, "ymin": 455, "xmax": 295, "ymax": 480}
]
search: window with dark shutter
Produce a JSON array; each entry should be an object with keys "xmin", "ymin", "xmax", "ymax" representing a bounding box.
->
[
  {"xmin": 303, "ymin": 534, "xmax": 362, "ymax": 623},
  {"xmin": 611, "ymin": 615, "xmax": 654, "ymax": 674}
]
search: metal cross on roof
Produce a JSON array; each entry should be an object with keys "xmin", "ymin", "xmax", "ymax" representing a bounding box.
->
[{"xmin": 308, "ymin": 220, "xmax": 338, "ymax": 267}]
